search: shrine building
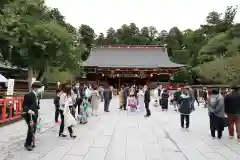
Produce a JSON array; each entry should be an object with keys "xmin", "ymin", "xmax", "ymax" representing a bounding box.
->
[{"xmin": 82, "ymin": 45, "xmax": 184, "ymax": 88}]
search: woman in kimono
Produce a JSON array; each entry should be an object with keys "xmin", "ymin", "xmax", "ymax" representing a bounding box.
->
[
  {"xmin": 59, "ymin": 86, "xmax": 77, "ymax": 138},
  {"xmin": 161, "ymin": 89, "xmax": 169, "ymax": 111},
  {"xmin": 153, "ymin": 86, "xmax": 160, "ymax": 107},
  {"xmin": 91, "ymin": 85, "xmax": 100, "ymax": 116},
  {"xmin": 119, "ymin": 87, "xmax": 124, "ymax": 109},
  {"xmin": 137, "ymin": 86, "xmax": 145, "ymax": 112}
]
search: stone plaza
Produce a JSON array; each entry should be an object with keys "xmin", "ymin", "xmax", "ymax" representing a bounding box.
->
[{"xmin": 0, "ymin": 98, "xmax": 240, "ymax": 160}]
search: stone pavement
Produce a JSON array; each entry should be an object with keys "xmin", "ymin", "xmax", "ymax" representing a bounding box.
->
[{"xmin": 1, "ymin": 98, "xmax": 240, "ymax": 160}]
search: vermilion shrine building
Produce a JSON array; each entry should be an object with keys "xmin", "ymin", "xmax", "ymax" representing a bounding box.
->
[{"xmin": 82, "ymin": 45, "xmax": 184, "ymax": 88}]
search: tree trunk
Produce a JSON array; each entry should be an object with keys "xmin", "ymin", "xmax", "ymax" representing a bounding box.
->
[
  {"xmin": 36, "ymin": 67, "xmax": 46, "ymax": 81},
  {"xmin": 28, "ymin": 66, "xmax": 33, "ymax": 92}
]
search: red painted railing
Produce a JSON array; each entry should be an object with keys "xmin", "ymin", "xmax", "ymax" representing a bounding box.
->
[{"xmin": 0, "ymin": 97, "xmax": 24, "ymax": 124}]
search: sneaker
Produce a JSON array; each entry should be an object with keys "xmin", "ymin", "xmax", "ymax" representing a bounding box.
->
[
  {"xmin": 229, "ymin": 136, "xmax": 234, "ymax": 139},
  {"xmin": 185, "ymin": 128, "xmax": 189, "ymax": 131},
  {"xmin": 181, "ymin": 127, "xmax": 185, "ymax": 131}
]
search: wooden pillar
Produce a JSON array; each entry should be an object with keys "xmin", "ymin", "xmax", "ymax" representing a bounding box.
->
[
  {"xmin": 118, "ymin": 77, "xmax": 121, "ymax": 89},
  {"xmin": 147, "ymin": 76, "xmax": 150, "ymax": 85},
  {"xmin": 104, "ymin": 74, "xmax": 107, "ymax": 85},
  {"xmin": 96, "ymin": 74, "xmax": 99, "ymax": 86}
]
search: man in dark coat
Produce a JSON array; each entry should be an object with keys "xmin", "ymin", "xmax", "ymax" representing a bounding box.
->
[
  {"xmin": 103, "ymin": 85, "xmax": 112, "ymax": 112},
  {"xmin": 224, "ymin": 85, "xmax": 240, "ymax": 141},
  {"xmin": 72, "ymin": 82, "xmax": 84, "ymax": 114},
  {"xmin": 22, "ymin": 81, "xmax": 42, "ymax": 151},
  {"xmin": 121, "ymin": 85, "xmax": 129, "ymax": 110},
  {"xmin": 144, "ymin": 85, "xmax": 151, "ymax": 117},
  {"xmin": 161, "ymin": 89, "xmax": 169, "ymax": 111}
]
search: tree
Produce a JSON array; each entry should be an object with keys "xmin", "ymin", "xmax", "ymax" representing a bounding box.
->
[
  {"xmin": 0, "ymin": 0, "xmax": 82, "ymax": 89},
  {"xmin": 78, "ymin": 24, "xmax": 95, "ymax": 61},
  {"xmin": 148, "ymin": 26, "xmax": 158, "ymax": 43},
  {"xmin": 105, "ymin": 27, "xmax": 117, "ymax": 45},
  {"xmin": 96, "ymin": 33, "xmax": 105, "ymax": 45},
  {"xmin": 140, "ymin": 27, "xmax": 149, "ymax": 37}
]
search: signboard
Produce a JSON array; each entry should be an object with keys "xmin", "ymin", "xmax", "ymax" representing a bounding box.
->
[{"xmin": 6, "ymin": 79, "xmax": 15, "ymax": 96}]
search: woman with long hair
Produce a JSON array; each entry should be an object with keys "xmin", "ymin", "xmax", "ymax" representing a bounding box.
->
[{"xmin": 59, "ymin": 85, "xmax": 77, "ymax": 138}]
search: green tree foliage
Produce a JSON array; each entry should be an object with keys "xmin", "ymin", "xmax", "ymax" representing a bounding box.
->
[
  {"xmin": 1, "ymin": 1, "xmax": 239, "ymax": 85},
  {"xmin": 92, "ymin": 5, "xmax": 238, "ymax": 84},
  {"xmin": 78, "ymin": 24, "xmax": 95, "ymax": 61},
  {"xmin": 194, "ymin": 55, "xmax": 240, "ymax": 84},
  {"xmin": 0, "ymin": 0, "xmax": 83, "ymax": 89}
]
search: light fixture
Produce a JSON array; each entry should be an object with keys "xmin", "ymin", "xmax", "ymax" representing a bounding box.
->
[
  {"xmin": 150, "ymin": 74, "xmax": 153, "ymax": 77},
  {"xmin": 102, "ymin": 73, "xmax": 104, "ymax": 76}
]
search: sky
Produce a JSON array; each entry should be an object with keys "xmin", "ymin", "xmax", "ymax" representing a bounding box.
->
[{"xmin": 45, "ymin": 0, "xmax": 240, "ymax": 35}]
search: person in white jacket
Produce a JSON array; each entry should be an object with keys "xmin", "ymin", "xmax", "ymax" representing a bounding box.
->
[{"xmin": 59, "ymin": 86, "xmax": 77, "ymax": 138}]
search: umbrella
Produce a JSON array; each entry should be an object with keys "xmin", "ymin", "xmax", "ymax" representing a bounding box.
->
[{"xmin": 0, "ymin": 74, "xmax": 7, "ymax": 83}]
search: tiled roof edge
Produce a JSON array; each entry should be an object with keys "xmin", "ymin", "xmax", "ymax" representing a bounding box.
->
[{"xmin": 97, "ymin": 45, "xmax": 165, "ymax": 48}]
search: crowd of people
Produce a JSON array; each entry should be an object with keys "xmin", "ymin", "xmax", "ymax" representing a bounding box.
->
[
  {"xmin": 22, "ymin": 82, "xmax": 114, "ymax": 151},
  {"xmin": 21, "ymin": 82, "xmax": 240, "ymax": 151},
  {"xmin": 119, "ymin": 84, "xmax": 240, "ymax": 142}
]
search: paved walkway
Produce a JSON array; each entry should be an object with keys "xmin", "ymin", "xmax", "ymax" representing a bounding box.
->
[{"xmin": 1, "ymin": 97, "xmax": 240, "ymax": 160}]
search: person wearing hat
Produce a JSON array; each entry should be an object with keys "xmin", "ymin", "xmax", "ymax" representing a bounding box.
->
[{"xmin": 22, "ymin": 81, "xmax": 42, "ymax": 151}]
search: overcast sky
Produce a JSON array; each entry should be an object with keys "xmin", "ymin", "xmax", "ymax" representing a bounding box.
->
[{"xmin": 45, "ymin": 0, "xmax": 240, "ymax": 34}]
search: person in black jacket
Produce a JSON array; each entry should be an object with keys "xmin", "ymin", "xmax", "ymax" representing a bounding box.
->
[
  {"xmin": 161, "ymin": 89, "xmax": 169, "ymax": 111},
  {"xmin": 103, "ymin": 85, "xmax": 112, "ymax": 112},
  {"xmin": 72, "ymin": 82, "xmax": 84, "ymax": 114},
  {"xmin": 121, "ymin": 85, "xmax": 129, "ymax": 110},
  {"xmin": 179, "ymin": 87, "xmax": 193, "ymax": 130},
  {"xmin": 224, "ymin": 85, "xmax": 240, "ymax": 140},
  {"xmin": 144, "ymin": 85, "xmax": 151, "ymax": 117},
  {"xmin": 54, "ymin": 89, "xmax": 61, "ymax": 123},
  {"xmin": 22, "ymin": 81, "xmax": 42, "ymax": 151}
]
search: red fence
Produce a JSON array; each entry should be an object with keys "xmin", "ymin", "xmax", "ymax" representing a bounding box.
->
[{"xmin": 0, "ymin": 97, "xmax": 24, "ymax": 124}]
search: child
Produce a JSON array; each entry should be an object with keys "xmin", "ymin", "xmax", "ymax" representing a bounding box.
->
[
  {"xmin": 54, "ymin": 89, "xmax": 61, "ymax": 124},
  {"xmin": 78, "ymin": 97, "xmax": 89, "ymax": 124},
  {"xmin": 128, "ymin": 94, "xmax": 137, "ymax": 112},
  {"xmin": 178, "ymin": 87, "xmax": 193, "ymax": 131}
]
